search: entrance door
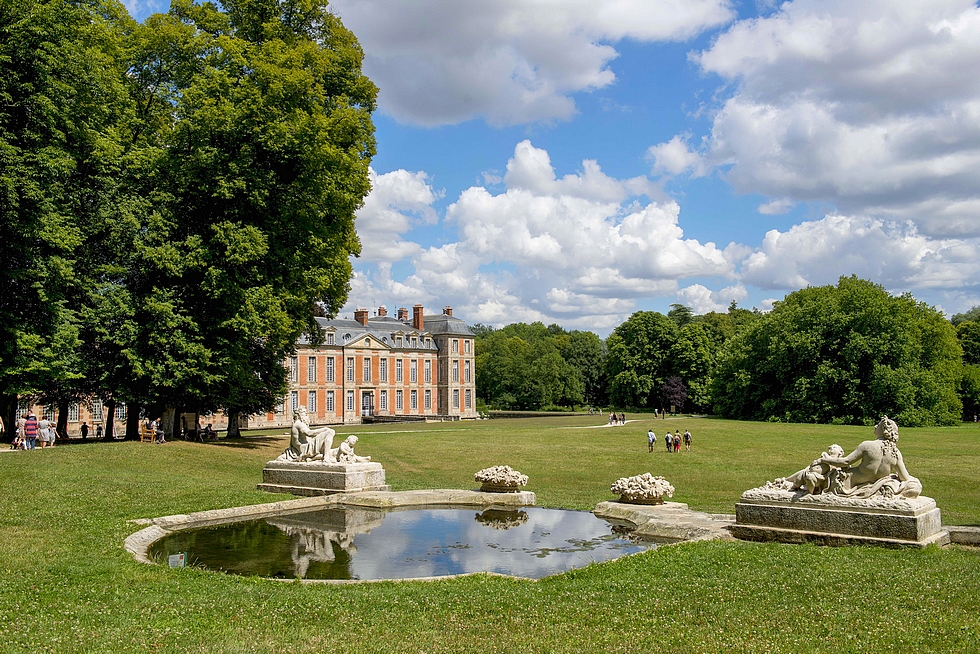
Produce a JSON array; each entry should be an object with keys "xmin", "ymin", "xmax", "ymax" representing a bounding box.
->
[{"xmin": 361, "ymin": 392, "xmax": 374, "ymax": 417}]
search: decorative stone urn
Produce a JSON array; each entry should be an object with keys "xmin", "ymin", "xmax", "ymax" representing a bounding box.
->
[
  {"xmin": 475, "ymin": 465, "xmax": 529, "ymax": 493},
  {"xmin": 610, "ymin": 473, "xmax": 675, "ymax": 505}
]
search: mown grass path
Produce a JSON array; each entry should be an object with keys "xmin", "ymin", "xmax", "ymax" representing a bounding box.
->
[{"xmin": 1, "ymin": 417, "xmax": 978, "ymax": 652}]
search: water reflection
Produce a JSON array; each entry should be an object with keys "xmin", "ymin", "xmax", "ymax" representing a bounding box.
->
[{"xmin": 151, "ymin": 506, "xmax": 655, "ymax": 580}]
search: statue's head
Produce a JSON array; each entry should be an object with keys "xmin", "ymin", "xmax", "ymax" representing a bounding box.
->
[
  {"xmin": 827, "ymin": 444, "xmax": 844, "ymax": 457},
  {"xmin": 293, "ymin": 406, "xmax": 309, "ymax": 422},
  {"xmin": 874, "ymin": 415, "xmax": 899, "ymax": 442},
  {"xmin": 346, "ymin": 435, "xmax": 358, "ymax": 446}
]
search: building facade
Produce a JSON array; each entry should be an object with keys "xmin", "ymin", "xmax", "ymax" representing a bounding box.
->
[{"xmin": 270, "ymin": 304, "xmax": 478, "ymax": 425}]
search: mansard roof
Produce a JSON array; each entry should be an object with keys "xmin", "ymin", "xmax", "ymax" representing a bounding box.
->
[
  {"xmin": 423, "ymin": 313, "xmax": 475, "ymax": 336},
  {"xmin": 302, "ymin": 316, "xmax": 438, "ymax": 350}
]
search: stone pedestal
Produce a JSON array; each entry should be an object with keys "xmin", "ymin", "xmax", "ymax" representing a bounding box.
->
[
  {"xmin": 731, "ymin": 487, "xmax": 949, "ymax": 548},
  {"xmin": 258, "ymin": 461, "xmax": 390, "ymax": 497}
]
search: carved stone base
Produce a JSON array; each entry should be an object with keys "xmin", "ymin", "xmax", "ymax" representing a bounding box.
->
[
  {"xmin": 732, "ymin": 487, "xmax": 949, "ymax": 548},
  {"xmin": 258, "ymin": 461, "xmax": 390, "ymax": 497}
]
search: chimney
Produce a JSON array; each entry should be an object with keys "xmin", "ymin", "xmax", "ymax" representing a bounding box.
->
[
  {"xmin": 354, "ymin": 308, "xmax": 369, "ymax": 326},
  {"xmin": 397, "ymin": 307, "xmax": 409, "ymax": 321},
  {"xmin": 443, "ymin": 306, "xmax": 453, "ymax": 316},
  {"xmin": 413, "ymin": 304, "xmax": 424, "ymax": 331},
  {"xmin": 377, "ymin": 305, "xmax": 387, "ymax": 318}
]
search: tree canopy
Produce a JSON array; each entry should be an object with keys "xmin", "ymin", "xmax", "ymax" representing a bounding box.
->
[
  {"xmin": 711, "ymin": 276, "xmax": 962, "ymax": 426},
  {"xmin": 1, "ymin": 0, "xmax": 376, "ymax": 435}
]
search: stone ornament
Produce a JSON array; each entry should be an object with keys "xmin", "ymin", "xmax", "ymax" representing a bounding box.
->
[
  {"xmin": 475, "ymin": 465, "xmax": 529, "ymax": 492},
  {"xmin": 763, "ymin": 416, "xmax": 922, "ymax": 499},
  {"xmin": 611, "ymin": 473, "xmax": 675, "ymax": 505}
]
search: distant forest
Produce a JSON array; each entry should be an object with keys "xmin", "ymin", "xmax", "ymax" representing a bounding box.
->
[{"xmin": 475, "ymin": 276, "xmax": 980, "ymax": 427}]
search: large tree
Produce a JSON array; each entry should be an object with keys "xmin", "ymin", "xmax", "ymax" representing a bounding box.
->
[
  {"xmin": 712, "ymin": 276, "xmax": 962, "ymax": 426},
  {"xmin": 605, "ymin": 311, "xmax": 678, "ymax": 408}
]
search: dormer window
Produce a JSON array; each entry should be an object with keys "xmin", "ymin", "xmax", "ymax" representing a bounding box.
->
[
  {"xmin": 395, "ymin": 337, "xmax": 402, "ymax": 347},
  {"xmin": 411, "ymin": 337, "xmax": 418, "ymax": 348},
  {"xmin": 344, "ymin": 333, "xmax": 351, "ymax": 342},
  {"xmin": 326, "ymin": 333, "xmax": 335, "ymax": 345}
]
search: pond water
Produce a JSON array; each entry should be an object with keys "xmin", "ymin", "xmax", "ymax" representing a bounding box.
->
[{"xmin": 150, "ymin": 506, "xmax": 658, "ymax": 580}]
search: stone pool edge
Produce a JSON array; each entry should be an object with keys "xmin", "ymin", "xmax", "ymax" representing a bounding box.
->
[{"xmin": 124, "ymin": 489, "xmax": 536, "ymax": 566}]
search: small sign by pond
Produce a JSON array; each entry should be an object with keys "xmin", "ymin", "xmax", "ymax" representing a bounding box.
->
[
  {"xmin": 168, "ymin": 553, "xmax": 186, "ymax": 568},
  {"xmin": 149, "ymin": 506, "xmax": 658, "ymax": 581}
]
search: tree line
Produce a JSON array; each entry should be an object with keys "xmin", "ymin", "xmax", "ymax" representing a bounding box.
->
[
  {"xmin": 1, "ymin": 0, "xmax": 376, "ymax": 438},
  {"xmin": 476, "ymin": 277, "xmax": 976, "ymax": 427}
]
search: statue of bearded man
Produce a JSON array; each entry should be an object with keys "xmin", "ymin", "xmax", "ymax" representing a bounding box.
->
[
  {"xmin": 819, "ymin": 415, "xmax": 922, "ymax": 499},
  {"xmin": 276, "ymin": 406, "xmax": 336, "ymax": 462}
]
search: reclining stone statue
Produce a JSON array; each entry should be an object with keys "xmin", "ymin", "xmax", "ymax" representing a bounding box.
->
[
  {"xmin": 276, "ymin": 406, "xmax": 336, "ymax": 462},
  {"xmin": 769, "ymin": 416, "xmax": 922, "ymax": 499}
]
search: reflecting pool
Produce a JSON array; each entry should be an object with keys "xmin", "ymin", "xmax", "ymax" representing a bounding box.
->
[{"xmin": 150, "ymin": 506, "xmax": 658, "ymax": 580}]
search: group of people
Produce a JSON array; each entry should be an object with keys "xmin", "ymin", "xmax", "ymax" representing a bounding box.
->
[
  {"xmin": 608, "ymin": 412, "xmax": 627, "ymax": 426},
  {"xmin": 647, "ymin": 428, "xmax": 692, "ymax": 452},
  {"xmin": 6, "ymin": 412, "xmax": 59, "ymax": 450}
]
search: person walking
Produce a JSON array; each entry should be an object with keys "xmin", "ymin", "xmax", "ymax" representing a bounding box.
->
[
  {"xmin": 673, "ymin": 431, "xmax": 682, "ymax": 452},
  {"xmin": 665, "ymin": 431, "xmax": 673, "ymax": 452},
  {"xmin": 684, "ymin": 429, "xmax": 692, "ymax": 452},
  {"xmin": 37, "ymin": 414, "xmax": 53, "ymax": 448},
  {"xmin": 647, "ymin": 429, "xmax": 656, "ymax": 452},
  {"xmin": 80, "ymin": 422, "xmax": 89, "ymax": 440},
  {"xmin": 24, "ymin": 412, "xmax": 38, "ymax": 450}
]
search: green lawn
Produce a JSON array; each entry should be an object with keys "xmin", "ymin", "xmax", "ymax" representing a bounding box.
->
[{"xmin": 1, "ymin": 416, "xmax": 978, "ymax": 652}]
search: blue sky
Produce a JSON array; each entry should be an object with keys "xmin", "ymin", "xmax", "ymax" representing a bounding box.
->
[{"xmin": 128, "ymin": 0, "xmax": 980, "ymax": 333}]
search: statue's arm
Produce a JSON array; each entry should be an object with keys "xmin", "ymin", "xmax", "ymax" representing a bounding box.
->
[
  {"xmin": 895, "ymin": 449, "xmax": 913, "ymax": 481},
  {"xmin": 822, "ymin": 444, "xmax": 864, "ymax": 467}
]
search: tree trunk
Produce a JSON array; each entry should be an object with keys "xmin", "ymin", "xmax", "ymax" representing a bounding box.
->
[
  {"xmin": 2, "ymin": 394, "xmax": 17, "ymax": 444},
  {"xmin": 226, "ymin": 409, "xmax": 241, "ymax": 438},
  {"xmin": 160, "ymin": 407, "xmax": 176, "ymax": 442},
  {"xmin": 56, "ymin": 399, "xmax": 70, "ymax": 440},
  {"xmin": 104, "ymin": 398, "xmax": 116, "ymax": 440},
  {"xmin": 125, "ymin": 403, "xmax": 141, "ymax": 440},
  {"xmin": 173, "ymin": 405, "xmax": 184, "ymax": 441}
]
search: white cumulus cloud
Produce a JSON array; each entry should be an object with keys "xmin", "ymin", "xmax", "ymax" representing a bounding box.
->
[
  {"xmin": 330, "ymin": 0, "xmax": 735, "ymax": 126},
  {"xmin": 670, "ymin": 0, "xmax": 980, "ymax": 237}
]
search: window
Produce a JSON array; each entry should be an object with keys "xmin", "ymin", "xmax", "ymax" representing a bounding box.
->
[
  {"xmin": 411, "ymin": 336, "xmax": 418, "ymax": 348},
  {"xmin": 291, "ymin": 391, "xmax": 299, "ymax": 413},
  {"xmin": 344, "ymin": 333, "xmax": 351, "ymax": 342},
  {"xmin": 424, "ymin": 389, "xmax": 431, "ymax": 410},
  {"xmin": 379, "ymin": 358, "xmax": 388, "ymax": 382},
  {"xmin": 424, "ymin": 360, "xmax": 431, "ymax": 383},
  {"xmin": 91, "ymin": 400, "xmax": 104, "ymax": 422},
  {"xmin": 396, "ymin": 390, "xmax": 403, "ymax": 410},
  {"xmin": 326, "ymin": 357, "xmax": 335, "ymax": 382},
  {"xmin": 365, "ymin": 338, "xmax": 371, "ymax": 347},
  {"xmin": 465, "ymin": 389, "xmax": 472, "ymax": 409},
  {"xmin": 395, "ymin": 359, "xmax": 403, "ymax": 382},
  {"xmin": 452, "ymin": 360, "xmax": 459, "ymax": 382},
  {"xmin": 326, "ymin": 332, "xmax": 335, "ymax": 345},
  {"xmin": 464, "ymin": 360, "xmax": 471, "ymax": 383},
  {"xmin": 426, "ymin": 338, "xmax": 432, "ymax": 348},
  {"xmin": 410, "ymin": 359, "xmax": 417, "ymax": 383},
  {"xmin": 464, "ymin": 339, "xmax": 471, "ymax": 354},
  {"xmin": 326, "ymin": 391, "xmax": 335, "ymax": 412},
  {"xmin": 395, "ymin": 336, "xmax": 403, "ymax": 347},
  {"xmin": 308, "ymin": 391, "xmax": 317, "ymax": 414},
  {"xmin": 380, "ymin": 390, "xmax": 388, "ymax": 411},
  {"xmin": 43, "ymin": 406, "xmax": 55, "ymax": 421},
  {"xmin": 363, "ymin": 357, "xmax": 371, "ymax": 382},
  {"xmin": 275, "ymin": 401, "xmax": 285, "ymax": 414},
  {"xmin": 410, "ymin": 390, "xmax": 418, "ymax": 410},
  {"xmin": 346, "ymin": 390, "xmax": 355, "ymax": 411},
  {"xmin": 290, "ymin": 357, "xmax": 299, "ymax": 382},
  {"xmin": 68, "ymin": 404, "xmax": 79, "ymax": 422},
  {"xmin": 452, "ymin": 339, "xmax": 459, "ymax": 353},
  {"xmin": 453, "ymin": 389, "xmax": 460, "ymax": 409},
  {"xmin": 308, "ymin": 357, "xmax": 317, "ymax": 382},
  {"xmin": 115, "ymin": 403, "xmax": 127, "ymax": 421},
  {"xmin": 346, "ymin": 357, "xmax": 355, "ymax": 382}
]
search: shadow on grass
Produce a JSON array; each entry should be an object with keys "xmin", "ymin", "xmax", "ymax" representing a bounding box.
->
[{"xmin": 206, "ymin": 435, "xmax": 285, "ymax": 450}]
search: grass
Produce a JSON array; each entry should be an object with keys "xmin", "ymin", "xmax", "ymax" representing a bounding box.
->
[{"xmin": 1, "ymin": 416, "xmax": 978, "ymax": 652}]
